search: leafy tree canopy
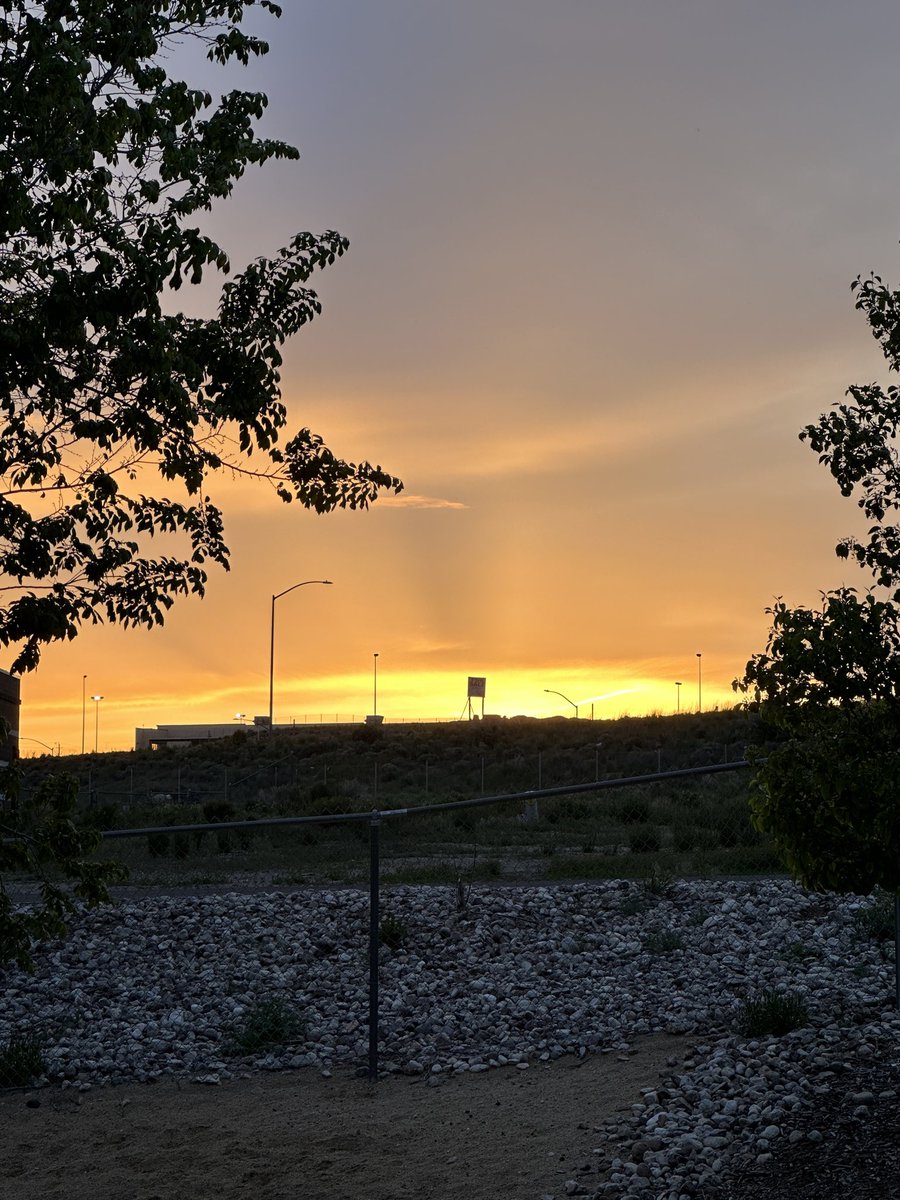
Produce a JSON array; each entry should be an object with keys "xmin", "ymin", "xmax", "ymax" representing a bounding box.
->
[
  {"xmin": 736, "ymin": 269, "xmax": 900, "ymax": 894},
  {"xmin": 1, "ymin": 766, "xmax": 126, "ymax": 971},
  {"xmin": 0, "ymin": 0, "xmax": 402, "ymax": 674},
  {"xmin": 0, "ymin": 1, "xmax": 402, "ymax": 969}
]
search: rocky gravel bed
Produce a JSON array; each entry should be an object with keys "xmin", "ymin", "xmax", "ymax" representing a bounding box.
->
[{"xmin": 2, "ymin": 878, "xmax": 898, "ymax": 1199}]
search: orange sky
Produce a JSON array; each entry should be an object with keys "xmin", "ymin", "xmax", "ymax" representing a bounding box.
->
[{"xmin": 11, "ymin": 2, "xmax": 900, "ymax": 754}]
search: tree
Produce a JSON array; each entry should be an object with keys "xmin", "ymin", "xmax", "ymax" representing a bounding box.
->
[
  {"xmin": 0, "ymin": 1, "xmax": 402, "ymax": 968},
  {"xmin": 1, "ymin": 765, "xmax": 126, "ymax": 971},
  {"xmin": 0, "ymin": 0, "xmax": 402, "ymax": 674},
  {"xmin": 736, "ymin": 269, "xmax": 900, "ymax": 894}
]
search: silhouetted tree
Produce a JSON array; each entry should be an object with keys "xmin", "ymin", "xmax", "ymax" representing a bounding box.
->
[
  {"xmin": 0, "ymin": 0, "xmax": 401, "ymax": 967},
  {"xmin": 737, "ymin": 270, "xmax": 900, "ymax": 893},
  {"xmin": 0, "ymin": 0, "xmax": 402, "ymax": 674}
]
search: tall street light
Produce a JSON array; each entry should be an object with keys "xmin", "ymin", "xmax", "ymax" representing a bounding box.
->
[
  {"xmin": 696, "ymin": 653, "xmax": 703, "ymax": 713},
  {"xmin": 544, "ymin": 688, "xmax": 578, "ymax": 718},
  {"xmin": 675, "ymin": 681, "xmax": 682, "ymax": 713},
  {"xmin": 81, "ymin": 673, "xmax": 87, "ymax": 754},
  {"xmin": 268, "ymin": 579, "xmax": 332, "ymax": 728},
  {"xmin": 91, "ymin": 694, "xmax": 103, "ymax": 753},
  {"xmin": 373, "ymin": 652, "xmax": 379, "ymax": 716}
]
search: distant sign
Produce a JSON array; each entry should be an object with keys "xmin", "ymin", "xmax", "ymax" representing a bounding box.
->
[{"xmin": 467, "ymin": 676, "xmax": 486, "ymax": 699}]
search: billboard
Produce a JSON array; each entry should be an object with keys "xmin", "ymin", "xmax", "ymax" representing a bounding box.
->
[{"xmin": 467, "ymin": 676, "xmax": 486, "ymax": 699}]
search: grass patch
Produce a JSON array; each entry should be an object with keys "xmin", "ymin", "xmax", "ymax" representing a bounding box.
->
[
  {"xmin": 779, "ymin": 940, "xmax": 822, "ymax": 964},
  {"xmin": 224, "ymin": 997, "xmax": 304, "ymax": 1057},
  {"xmin": 737, "ymin": 989, "xmax": 808, "ymax": 1037},
  {"xmin": 0, "ymin": 1033, "xmax": 46, "ymax": 1087},
  {"xmin": 378, "ymin": 913, "xmax": 408, "ymax": 950},
  {"xmin": 642, "ymin": 930, "xmax": 685, "ymax": 954}
]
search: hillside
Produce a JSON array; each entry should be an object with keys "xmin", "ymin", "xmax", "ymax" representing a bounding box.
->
[{"xmin": 16, "ymin": 708, "xmax": 777, "ymax": 886}]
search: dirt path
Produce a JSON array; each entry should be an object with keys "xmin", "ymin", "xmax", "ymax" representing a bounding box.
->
[{"xmin": 2, "ymin": 1035, "xmax": 688, "ymax": 1200}]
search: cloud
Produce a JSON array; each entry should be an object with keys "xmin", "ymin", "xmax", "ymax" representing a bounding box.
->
[{"xmin": 377, "ymin": 494, "xmax": 467, "ymax": 510}]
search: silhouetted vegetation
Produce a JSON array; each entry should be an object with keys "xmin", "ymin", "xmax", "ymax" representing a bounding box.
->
[{"xmin": 16, "ymin": 710, "xmax": 781, "ymax": 885}]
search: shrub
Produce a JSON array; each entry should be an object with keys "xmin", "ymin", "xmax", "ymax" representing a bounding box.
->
[
  {"xmin": 737, "ymin": 990, "xmax": 808, "ymax": 1037},
  {"xmin": 852, "ymin": 892, "xmax": 896, "ymax": 943},
  {"xmin": 146, "ymin": 831, "xmax": 169, "ymax": 857},
  {"xmin": 224, "ymin": 997, "xmax": 304, "ymax": 1056},
  {"xmin": 779, "ymin": 941, "xmax": 822, "ymax": 964},
  {"xmin": 673, "ymin": 824, "xmax": 720, "ymax": 853},
  {"xmin": 378, "ymin": 913, "xmax": 408, "ymax": 950},
  {"xmin": 642, "ymin": 930, "xmax": 684, "ymax": 955},
  {"xmin": 629, "ymin": 824, "xmax": 661, "ymax": 853},
  {"xmin": 0, "ymin": 1033, "xmax": 45, "ymax": 1087},
  {"xmin": 641, "ymin": 864, "xmax": 674, "ymax": 898},
  {"xmin": 619, "ymin": 797, "xmax": 650, "ymax": 825}
]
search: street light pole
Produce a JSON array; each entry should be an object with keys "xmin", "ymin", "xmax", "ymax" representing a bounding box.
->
[
  {"xmin": 543, "ymin": 688, "xmax": 578, "ymax": 718},
  {"xmin": 696, "ymin": 653, "xmax": 702, "ymax": 713},
  {"xmin": 91, "ymin": 694, "xmax": 103, "ymax": 753},
  {"xmin": 268, "ymin": 579, "xmax": 332, "ymax": 728},
  {"xmin": 81, "ymin": 674, "xmax": 87, "ymax": 754},
  {"xmin": 675, "ymin": 681, "xmax": 682, "ymax": 713},
  {"xmin": 373, "ymin": 652, "xmax": 379, "ymax": 716}
]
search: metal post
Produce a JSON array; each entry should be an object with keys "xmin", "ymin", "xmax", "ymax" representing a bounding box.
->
[
  {"xmin": 368, "ymin": 811, "xmax": 381, "ymax": 1081},
  {"xmin": 895, "ymin": 895, "xmax": 900, "ymax": 1011}
]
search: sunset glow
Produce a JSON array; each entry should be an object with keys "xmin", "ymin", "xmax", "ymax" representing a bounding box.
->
[{"xmin": 10, "ymin": 2, "xmax": 899, "ymax": 753}]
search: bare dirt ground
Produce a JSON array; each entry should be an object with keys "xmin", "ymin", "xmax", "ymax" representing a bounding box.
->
[{"xmin": 1, "ymin": 1034, "xmax": 688, "ymax": 1200}]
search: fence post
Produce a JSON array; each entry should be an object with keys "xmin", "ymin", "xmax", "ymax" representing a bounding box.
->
[{"xmin": 368, "ymin": 810, "xmax": 381, "ymax": 1081}]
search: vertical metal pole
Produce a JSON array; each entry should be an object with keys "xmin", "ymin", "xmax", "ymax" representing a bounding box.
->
[
  {"xmin": 368, "ymin": 811, "xmax": 381, "ymax": 1081},
  {"xmin": 895, "ymin": 895, "xmax": 900, "ymax": 1011},
  {"xmin": 268, "ymin": 593, "xmax": 276, "ymax": 728},
  {"xmin": 81, "ymin": 674, "xmax": 87, "ymax": 755},
  {"xmin": 481, "ymin": 755, "xmax": 485, "ymax": 795}
]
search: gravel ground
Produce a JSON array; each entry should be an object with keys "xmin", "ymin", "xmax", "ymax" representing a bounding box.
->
[{"xmin": 1, "ymin": 878, "xmax": 898, "ymax": 1199}]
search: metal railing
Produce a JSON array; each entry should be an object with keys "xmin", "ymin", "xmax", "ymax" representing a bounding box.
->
[{"xmin": 91, "ymin": 759, "xmax": 753, "ymax": 1080}]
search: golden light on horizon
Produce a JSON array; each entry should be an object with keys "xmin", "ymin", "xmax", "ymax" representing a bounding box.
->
[{"xmin": 6, "ymin": 4, "xmax": 897, "ymax": 756}]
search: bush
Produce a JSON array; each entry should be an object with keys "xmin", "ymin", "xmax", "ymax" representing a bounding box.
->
[
  {"xmin": 618, "ymin": 797, "xmax": 650, "ymax": 825},
  {"xmin": 224, "ymin": 997, "xmax": 304, "ymax": 1056},
  {"xmin": 0, "ymin": 1033, "xmax": 45, "ymax": 1087},
  {"xmin": 146, "ymin": 831, "xmax": 168, "ymax": 857},
  {"xmin": 737, "ymin": 990, "xmax": 808, "ymax": 1037},
  {"xmin": 629, "ymin": 825, "xmax": 661, "ymax": 853},
  {"xmin": 642, "ymin": 930, "xmax": 684, "ymax": 955},
  {"xmin": 379, "ymin": 913, "xmax": 408, "ymax": 950},
  {"xmin": 853, "ymin": 893, "xmax": 896, "ymax": 943}
]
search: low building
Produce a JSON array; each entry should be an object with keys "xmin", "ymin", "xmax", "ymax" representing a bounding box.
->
[{"xmin": 0, "ymin": 667, "xmax": 20, "ymax": 767}]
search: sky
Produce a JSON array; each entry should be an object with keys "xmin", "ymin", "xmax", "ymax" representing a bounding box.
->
[{"xmin": 15, "ymin": 0, "xmax": 900, "ymax": 753}]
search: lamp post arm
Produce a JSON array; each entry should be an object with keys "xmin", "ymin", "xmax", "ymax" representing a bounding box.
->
[
  {"xmin": 543, "ymin": 688, "xmax": 578, "ymax": 716},
  {"xmin": 273, "ymin": 578, "xmax": 332, "ymax": 602},
  {"xmin": 268, "ymin": 579, "xmax": 333, "ymax": 728}
]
